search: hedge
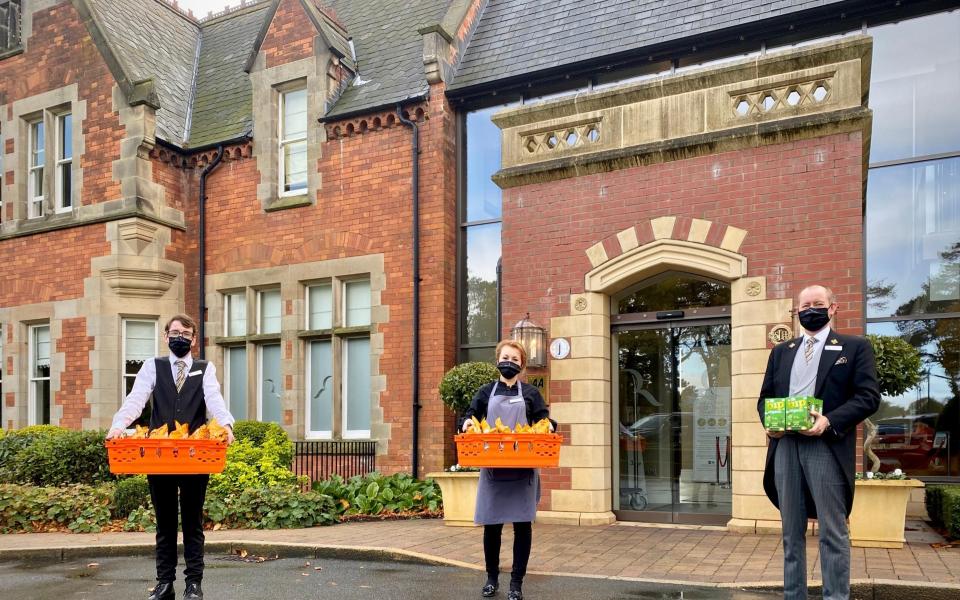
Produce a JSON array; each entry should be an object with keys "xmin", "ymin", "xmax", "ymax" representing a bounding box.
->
[
  {"xmin": 925, "ymin": 485, "xmax": 960, "ymax": 539},
  {"xmin": 0, "ymin": 428, "xmax": 111, "ymax": 486}
]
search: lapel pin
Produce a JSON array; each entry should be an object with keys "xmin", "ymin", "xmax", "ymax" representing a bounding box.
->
[
  {"xmin": 830, "ymin": 338, "xmax": 839, "ymax": 344},
  {"xmin": 788, "ymin": 342, "xmax": 796, "ymax": 348}
]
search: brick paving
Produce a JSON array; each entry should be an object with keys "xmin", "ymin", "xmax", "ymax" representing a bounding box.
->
[{"xmin": 1, "ymin": 519, "xmax": 958, "ymax": 588}]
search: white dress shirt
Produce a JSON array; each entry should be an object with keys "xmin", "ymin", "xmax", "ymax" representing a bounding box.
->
[
  {"xmin": 111, "ymin": 353, "xmax": 235, "ymax": 431},
  {"xmin": 789, "ymin": 326, "xmax": 831, "ymax": 397}
]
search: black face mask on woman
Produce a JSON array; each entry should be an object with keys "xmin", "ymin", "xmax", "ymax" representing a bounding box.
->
[
  {"xmin": 497, "ymin": 361, "xmax": 522, "ymax": 380},
  {"xmin": 798, "ymin": 307, "xmax": 831, "ymax": 332},
  {"xmin": 168, "ymin": 336, "xmax": 192, "ymax": 358}
]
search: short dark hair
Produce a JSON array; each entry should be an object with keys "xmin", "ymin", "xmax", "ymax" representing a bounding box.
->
[{"xmin": 164, "ymin": 314, "xmax": 198, "ymax": 334}]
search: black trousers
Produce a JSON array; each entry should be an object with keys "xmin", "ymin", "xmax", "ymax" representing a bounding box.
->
[
  {"xmin": 148, "ymin": 474, "xmax": 209, "ymax": 584},
  {"xmin": 483, "ymin": 522, "xmax": 532, "ymax": 590}
]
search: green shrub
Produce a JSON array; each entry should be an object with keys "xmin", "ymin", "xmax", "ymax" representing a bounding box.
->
[
  {"xmin": 113, "ymin": 475, "xmax": 151, "ymax": 519},
  {"xmin": 942, "ymin": 487, "xmax": 960, "ymax": 539},
  {"xmin": 204, "ymin": 486, "xmax": 337, "ymax": 529},
  {"xmin": 926, "ymin": 485, "xmax": 945, "ymax": 528},
  {"xmin": 6, "ymin": 429, "xmax": 111, "ymax": 486},
  {"xmin": 312, "ymin": 472, "xmax": 441, "ymax": 518},
  {"xmin": 438, "ymin": 362, "xmax": 499, "ymax": 414},
  {"xmin": 123, "ymin": 505, "xmax": 157, "ymax": 532},
  {"xmin": 232, "ymin": 420, "xmax": 294, "ymax": 465},
  {"xmin": 0, "ymin": 483, "xmax": 113, "ymax": 533},
  {"xmin": 209, "ymin": 435, "xmax": 303, "ymax": 497}
]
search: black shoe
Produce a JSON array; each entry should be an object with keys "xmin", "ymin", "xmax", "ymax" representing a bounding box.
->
[
  {"xmin": 481, "ymin": 582, "xmax": 499, "ymax": 597},
  {"xmin": 148, "ymin": 582, "xmax": 175, "ymax": 600},
  {"xmin": 184, "ymin": 581, "xmax": 203, "ymax": 600},
  {"xmin": 507, "ymin": 591, "xmax": 523, "ymax": 600}
]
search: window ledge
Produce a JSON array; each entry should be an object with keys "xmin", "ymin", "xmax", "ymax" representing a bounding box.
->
[
  {"xmin": 0, "ymin": 46, "xmax": 23, "ymax": 61},
  {"xmin": 265, "ymin": 194, "xmax": 311, "ymax": 212},
  {"xmin": 248, "ymin": 333, "xmax": 282, "ymax": 343},
  {"xmin": 213, "ymin": 335, "xmax": 248, "ymax": 345}
]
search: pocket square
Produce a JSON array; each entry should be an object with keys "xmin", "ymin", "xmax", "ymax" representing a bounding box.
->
[{"xmin": 834, "ymin": 357, "xmax": 848, "ymax": 366}]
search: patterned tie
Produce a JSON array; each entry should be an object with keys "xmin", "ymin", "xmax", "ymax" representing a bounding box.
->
[
  {"xmin": 804, "ymin": 337, "xmax": 816, "ymax": 364},
  {"xmin": 175, "ymin": 360, "xmax": 186, "ymax": 392}
]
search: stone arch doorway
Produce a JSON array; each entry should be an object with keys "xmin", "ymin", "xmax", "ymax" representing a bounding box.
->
[{"xmin": 545, "ymin": 217, "xmax": 791, "ymax": 531}]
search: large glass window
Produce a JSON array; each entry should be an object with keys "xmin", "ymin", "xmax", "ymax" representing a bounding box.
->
[
  {"xmin": 459, "ymin": 102, "xmax": 519, "ymax": 362},
  {"xmin": 279, "ymin": 87, "xmax": 307, "ymax": 195},
  {"xmin": 307, "ymin": 283, "xmax": 332, "ymax": 330},
  {"xmin": 0, "ymin": 1, "xmax": 22, "ymax": 53},
  {"xmin": 307, "ymin": 339, "xmax": 333, "ymax": 438},
  {"xmin": 343, "ymin": 337, "xmax": 371, "ymax": 438},
  {"xmin": 225, "ymin": 292, "xmax": 247, "ymax": 337},
  {"xmin": 29, "ymin": 324, "xmax": 50, "ymax": 425},
  {"xmin": 866, "ymin": 11, "xmax": 960, "ymax": 480},
  {"xmin": 258, "ymin": 289, "xmax": 281, "ymax": 334}
]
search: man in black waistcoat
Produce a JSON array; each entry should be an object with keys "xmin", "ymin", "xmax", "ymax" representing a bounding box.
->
[{"xmin": 108, "ymin": 314, "xmax": 235, "ymax": 600}]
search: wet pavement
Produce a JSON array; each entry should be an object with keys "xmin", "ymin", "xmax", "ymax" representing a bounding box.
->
[{"xmin": 0, "ymin": 553, "xmax": 785, "ymax": 600}]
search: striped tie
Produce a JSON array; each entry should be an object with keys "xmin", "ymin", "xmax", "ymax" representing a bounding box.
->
[
  {"xmin": 175, "ymin": 360, "xmax": 186, "ymax": 392},
  {"xmin": 804, "ymin": 337, "xmax": 816, "ymax": 364}
]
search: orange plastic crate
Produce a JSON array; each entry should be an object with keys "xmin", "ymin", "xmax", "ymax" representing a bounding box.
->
[
  {"xmin": 106, "ymin": 438, "xmax": 227, "ymax": 475},
  {"xmin": 455, "ymin": 433, "xmax": 562, "ymax": 468}
]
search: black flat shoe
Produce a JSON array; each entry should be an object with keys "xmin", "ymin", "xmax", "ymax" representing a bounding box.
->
[
  {"xmin": 507, "ymin": 590, "xmax": 523, "ymax": 600},
  {"xmin": 184, "ymin": 581, "xmax": 203, "ymax": 600},
  {"xmin": 481, "ymin": 582, "xmax": 498, "ymax": 597},
  {"xmin": 148, "ymin": 582, "xmax": 175, "ymax": 600}
]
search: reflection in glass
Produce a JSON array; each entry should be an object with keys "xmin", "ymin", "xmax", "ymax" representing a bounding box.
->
[
  {"xmin": 464, "ymin": 346, "xmax": 495, "ymax": 364},
  {"xmin": 870, "ymin": 12, "xmax": 960, "ymax": 163},
  {"xmin": 867, "ymin": 321, "xmax": 960, "ymax": 477},
  {"xmin": 616, "ymin": 323, "xmax": 732, "ymax": 519},
  {"xmin": 466, "ymin": 105, "xmax": 510, "ymax": 222},
  {"xmin": 866, "ymin": 157, "xmax": 960, "ymax": 318},
  {"xmin": 259, "ymin": 344, "xmax": 281, "ymax": 424},
  {"xmin": 617, "ymin": 271, "xmax": 731, "ymax": 314},
  {"xmin": 308, "ymin": 340, "xmax": 333, "ymax": 436},
  {"xmin": 464, "ymin": 223, "xmax": 500, "ymax": 345}
]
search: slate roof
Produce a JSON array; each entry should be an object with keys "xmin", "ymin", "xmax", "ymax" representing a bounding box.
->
[
  {"xmin": 85, "ymin": 0, "xmax": 200, "ymax": 143},
  {"xmin": 322, "ymin": 0, "xmax": 450, "ymax": 119},
  {"xmin": 448, "ymin": 0, "xmax": 853, "ymax": 92},
  {"xmin": 189, "ymin": 3, "xmax": 269, "ymax": 147}
]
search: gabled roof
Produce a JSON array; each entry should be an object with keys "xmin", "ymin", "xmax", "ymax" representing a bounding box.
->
[
  {"xmin": 243, "ymin": 0, "xmax": 355, "ymax": 74},
  {"xmin": 84, "ymin": 0, "xmax": 200, "ymax": 143},
  {"xmin": 321, "ymin": 0, "xmax": 450, "ymax": 119},
  {"xmin": 189, "ymin": 3, "xmax": 269, "ymax": 147},
  {"xmin": 448, "ymin": 0, "xmax": 857, "ymax": 93}
]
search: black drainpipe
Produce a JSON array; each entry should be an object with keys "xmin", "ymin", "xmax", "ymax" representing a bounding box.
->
[
  {"xmin": 198, "ymin": 145, "xmax": 224, "ymax": 359},
  {"xmin": 397, "ymin": 105, "xmax": 421, "ymax": 478}
]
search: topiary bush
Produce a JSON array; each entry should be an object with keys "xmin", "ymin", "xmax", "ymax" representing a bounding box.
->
[
  {"xmin": 113, "ymin": 475, "xmax": 151, "ymax": 519},
  {"xmin": 438, "ymin": 362, "xmax": 499, "ymax": 415},
  {"xmin": 866, "ymin": 334, "xmax": 924, "ymax": 398}
]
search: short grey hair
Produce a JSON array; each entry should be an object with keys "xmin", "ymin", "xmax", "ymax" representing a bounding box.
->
[{"xmin": 798, "ymin": 285, "xmax": 836, "ymax": 305}]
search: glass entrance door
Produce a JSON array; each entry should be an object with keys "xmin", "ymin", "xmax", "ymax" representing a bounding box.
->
[{"xmin": 612, "ymin": 276, "xmax": 732, "ymax": 524}]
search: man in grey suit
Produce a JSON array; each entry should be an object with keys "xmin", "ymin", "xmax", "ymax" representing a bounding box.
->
[{"xmin": 758, "ymin": 285, "xmax": 880, "ymax": 600}]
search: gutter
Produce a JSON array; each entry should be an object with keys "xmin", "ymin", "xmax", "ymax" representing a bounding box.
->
[
  {"xmin": 396, "ymin": 105, "xmax": 422, "ymax": 479},
  {"xmin": 318, "ymin": 93, "xmax": 428, "ymax": 124},
  {"xmin": 198, "ymin": 145, "xmax": 225, "ymax": 358}
]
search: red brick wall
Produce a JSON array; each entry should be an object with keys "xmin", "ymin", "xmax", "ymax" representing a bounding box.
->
[
  {"xmin": 261, "ymin": 0, "xmax": 317, "ymax": 70},
  {"xmin": 57, "ymin": 317, "xmax": 93, "ymax": 428},
  {"xmin": 201, "ymin": 89, "xmax": 458, "ymax": 476},
  {"xmin": 0, "ymin": 0, "xmax": 124, "ymax": 219},
  {"xmin": 501, "ymin": 132, "xmax": 866, "ymax": 504}
]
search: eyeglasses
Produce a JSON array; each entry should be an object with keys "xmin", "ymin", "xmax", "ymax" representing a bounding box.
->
[{"xmin": 167, "ymin": 330, "xmax": 194, "ymax": 340}]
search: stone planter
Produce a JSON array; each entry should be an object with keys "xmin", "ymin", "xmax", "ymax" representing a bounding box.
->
[
  {"xmin": 427, "ymin": 471, "xmax": 480, "ymax": 527},
  {"xmin": 849, "ymin": 479, "xmax": 924, "ymax": 549}
]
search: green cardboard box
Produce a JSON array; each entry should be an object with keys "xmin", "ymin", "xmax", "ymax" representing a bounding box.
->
[
  {"xmin": 784, "ymin": 396, "xmax": 824, "ymax": 431},
  {"xmin": 764, "ymin": 397, "xmax": 786, "ymax": 431}
]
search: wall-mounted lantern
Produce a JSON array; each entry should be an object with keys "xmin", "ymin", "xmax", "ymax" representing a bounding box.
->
[{"xmin": 511, "ymin": 312, "xmax": 547, "ymax": 368}]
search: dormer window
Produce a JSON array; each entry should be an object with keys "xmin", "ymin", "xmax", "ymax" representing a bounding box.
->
[{"xmin": 0, "ymin": 0, "xmax": 22, "ymax": 54}]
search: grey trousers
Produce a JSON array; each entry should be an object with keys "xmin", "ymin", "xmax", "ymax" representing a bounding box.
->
[{"xmin": 774, "ymin": 435, "xmax": 850, "ymax": 600}]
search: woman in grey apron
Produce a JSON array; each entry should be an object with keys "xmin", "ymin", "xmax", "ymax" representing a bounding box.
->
[{"xmin": 461, "ymin": 340, "xmax": 556, "ymax": 600}]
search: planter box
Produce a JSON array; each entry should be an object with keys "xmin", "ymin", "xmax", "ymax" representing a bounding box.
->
[
  {"xmin": 427, "ymin": 471, "xmax": 480, "ymax": 527},
  {"xmin": 849, "ymin": 479, "xmax": 924, "ymax": 549}
]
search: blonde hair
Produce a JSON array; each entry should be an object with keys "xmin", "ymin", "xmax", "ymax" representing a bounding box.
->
[{"xmin": 495, "ymin": 339, "xmax": 527, "ymax": 370}]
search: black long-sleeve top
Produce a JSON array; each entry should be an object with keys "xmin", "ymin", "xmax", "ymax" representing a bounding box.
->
[{"xmin": 461, "ymin": 380, "xmax": 557, "ymax": 430}]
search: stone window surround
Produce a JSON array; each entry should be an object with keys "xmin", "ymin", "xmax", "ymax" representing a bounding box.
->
[
  {"xmin": 205, "ymin": 255, "xmax": 389, "ymax": 450},
  {"xmin": 1, "ymin": 84, "xmax": 85, "ymax": 227},
  {"xmin": 251, "ymin": 53, "xmax": 330, "ymax": 213},
  {"xmin": 0, "ymin": 303, "xmax": 63, "ymax": 429}
]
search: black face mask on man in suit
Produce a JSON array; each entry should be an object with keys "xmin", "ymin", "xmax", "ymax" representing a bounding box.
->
[{"xmin": 798, "ymin": 307, "xmax": 830, "ymax": 332}]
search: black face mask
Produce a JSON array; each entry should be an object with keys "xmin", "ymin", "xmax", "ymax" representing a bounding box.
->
[
  {"xmin": 798, "ymin": 307, "xmax": 831, "ymax": 332},
  {"xmin": 497, "ymin": 361, "xmax": 522, "ymax": 380},
  {"xmin": 168, "ymin": 336, "xmax": 192, "ymax": 358}
]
